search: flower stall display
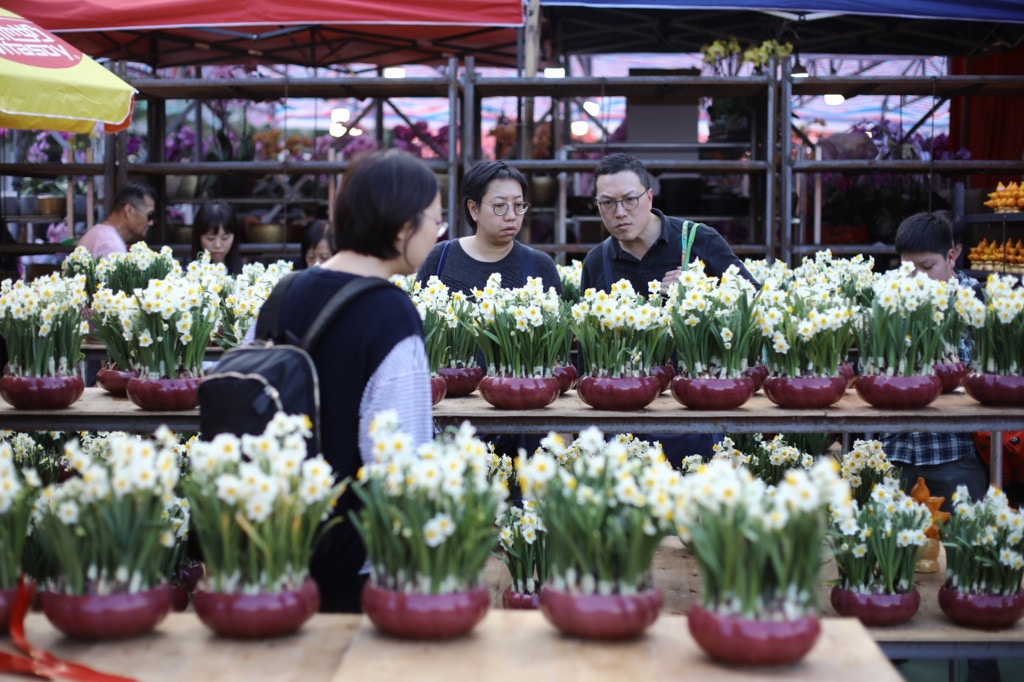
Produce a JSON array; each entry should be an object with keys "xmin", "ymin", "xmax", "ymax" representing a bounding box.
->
[
  {"xmin": 470, "ymin": 274, "xmax": 567, "ymax": 409},
  {"xmin": 351, "ymin": 412, "xmax": 507, "ymax": 639},
  {"xmin": 520, "ymin": 427, "xmax": 680, "ymax": 639},
  {"xmin": 121, "ymin": 274, "xmax": 220, "ymax": 410},
  {"xmin": 753, "ymin": 268, "xmax": 856, "ymax": 408},
  {"xmin": 31, "ymin": 430, "xmax": 185, "ymax": 640},
  {"xmin": 214, "ymin": 260, "xmax": 293, "ymax": 350},
  {"xmin": 497, "ymin": 500, "xmax": 549, "ymax": 609},
  {"xmin": 60, "ymin": 247, "xmax": 99, "ymax": 301},
  {"xmin": 0, "ymin": 273, "xmax": 88, "ymax": 409},
  {"xmin": 0, "ymin": 440, "xmax": 41, "ymax": 631},
  {"xmin": 836, "ymin": 438, "xmax": 900, "ymax": 506},
  {"xmin": 854, "ymin": 262, "xmax": 955, "ymax": 408},
  {"xmin": 556, "ymin": 260, "xmax": 583, "ymax": 303},
  {"xmin": 938, "ymin": 486, "xmax": 1024, "ymax": 628},
  {"xmin": 697, "ymin": 433, "xmax": 816, "ymax": 487},
  {"xmin": 570, "ymin": 279, "xmax": 668, "ymax": 410},
  {"xmin": 665, "ymin": 263, "xmax": 759, "ymax": 409},
  {"xmin": 828, "ymin": 478, "xmax": 932, "ymax": 626},
  {"xmin": 675, "ymin": 458, "xmax": 847, "ymax": 665},
  {"xmin": 958, "ymin": 273, "xmax": 1024, "ymax": 405},
  {"xmin": 89, "ymin": 286, "xmax": 138, "ymax": 395},
  {"xmin": 410, "ymin": 276, "xmax": 482, "ymax": 401},
  {"xmin": 95, "ymin": 242, "xmax": 181, "ymax": 296},
  {"xmin": 183, "ymin": 413, "xmax": 344, "ymax": 638}
]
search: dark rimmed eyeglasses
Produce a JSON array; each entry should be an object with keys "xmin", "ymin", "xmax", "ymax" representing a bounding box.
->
[
  {"xmin": 483, "ymin": 201, "xmax": 530, "ymax": 216},
  {"xmin": 596, "ymin": 193, "xmax": 645, "ymax": 214}
]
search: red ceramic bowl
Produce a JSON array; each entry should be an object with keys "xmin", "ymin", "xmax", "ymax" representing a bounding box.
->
[
  {"xmin": 762, "ymin": 375, "xmax": 847, "ymax": 409},
  {"xmin": 193, "ymin": 578, "xmax": 320, "ymax": 639},
  {"xmin": 830, "ymin": 586, "xmax": 920, "ymax": 627},
  {"xmin": 687, "ymin": 604, "xmax": 821, "ymax": 666},
  {"xmin": 125, "ymin": 376, "xmax": 201, "ymax": 411},
  {"xmin": 539, "ymin": 585, "xmax": 662, "ymax": 639},
  {"xmin": 0, "ymin": 374, "xmax": 84, "ymax": 409},
  {"xmin": 501, "ymin": 587, "xmax": 540, "ymax": 610},
  {"xmin": 438, "ymin": 366, "xmax": 484, "ymax": 397},
  {"xmin": 362, "ymin": 582, "xmax": 489, "ymax": 639},
  {"xmin": 670, "ymin": 376, "xmax": 755, "ymax": 410},
  {"xmin": 478, "ymin": 376, "xmax": 561, "ymax": 410},
  {"xmin": 938, "ymin": 585, "xmax": 1024, "ymax": 629},
  {"xmin": 854, "ymin": 374, "xmax": 942, "ymax": 409},
  {"xmin": 39, "ymin": 584, "xmax": 171, "ymax": 640},
  {"xmin": 576, "ymin": 375, "xmax": 661, "ymax": 411}
]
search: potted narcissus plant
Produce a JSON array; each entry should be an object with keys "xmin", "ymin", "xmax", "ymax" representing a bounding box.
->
[
  {"xmin": 183, "ymin": 412, "xmax": 345, "ymax": 639},
  {"xmin": 854, "ymin": 261, "xmax": 957, "ymax": 409},
  {"xmin": 958, "ymin": 273, "xmax": 1024, "ymax": 405},
  {"xmin": 0, "ymin": 273, "xmax": 88, "ymax": 409},
  {"xmin": 470, "ymin": 274, "xmax": 567, "ymax": 409},
  {"xmin": 520, "ymin": 428, "xmax": 681, "ymax": 639},
  {"xmin": 351, "ymin": 412, "xmax": 507, "ymax": 639},
  {"xmin": 675, "ymin": 456, "xmax": 847, "ymax": 665},
  {"xmin": 31, "ymin": 429, "xmax": 186, "ymax": 640},
  {"xmin": 570, "ymin": 279, "xmax": 668, "ymax": 410},
  {"xmin": 666, "ymin": 263, "xmax": 759, "ymax": 409},
  {"xmin": 938, "ymin": 486, "xmax": 1024, "ymax": 628}
]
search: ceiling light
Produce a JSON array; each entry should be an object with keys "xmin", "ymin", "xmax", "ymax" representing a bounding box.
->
[
  {"xmin": 582, "ymin": 101, "xmax": 600, "ymax": 116},
  {"xmin": 570, "ymin": 120, "xmax": 589, "ymax": 136},
  {"xmin": 792, "ymin": 59, "xmax": 809, "ymax": 78},
  {"xmin": 383, "ymin": 67, "xmax": 406, "ymax": 79},
  {"xmin": 543, "ymin": 67, "xmax": 566, "ymax": 79},
  {"xmin": 330, "ymin": 107, "xmax": 350, "ymax": 124},
  {"xmin": 823, "ymin": 93, "xmax": 845, "ymax": 105}
]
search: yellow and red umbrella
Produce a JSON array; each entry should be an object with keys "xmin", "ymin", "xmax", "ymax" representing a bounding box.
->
[{"xmin": 0, "ymin": 7, "xmax": 135, "ymax": 133}]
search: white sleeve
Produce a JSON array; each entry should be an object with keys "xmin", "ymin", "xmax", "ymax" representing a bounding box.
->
[{"xmin": 358, "ymin": 335, "xmax": 433, "ymax": 463}]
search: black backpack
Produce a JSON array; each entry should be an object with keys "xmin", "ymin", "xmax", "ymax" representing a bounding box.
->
[{"xmin": 198, "ymin": 273, "xmax": 394, "ymax": 456}]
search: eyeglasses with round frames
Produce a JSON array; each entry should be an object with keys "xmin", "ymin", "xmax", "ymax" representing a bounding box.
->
[
  {"xmin": 421, "ymin": 213, "xmax": 449, "ymax": 238},
  {"xmin": 595, "ymin": 193, "xmax": 645, "ymax": 214},
  {"xmin": 483, "ymin": 201, "xmax": 530, "ymax": 216}
]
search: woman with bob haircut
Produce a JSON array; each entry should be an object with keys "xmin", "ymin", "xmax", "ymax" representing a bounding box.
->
[
  {"xmin": 255, "ymin": 149, "xmax": 438, "ymax": 613},
  {"xmin": 191, "ymin": 200, "xmax": 243, "ymax": 274},
  {"xmin": 416, "ymin": 159, "xmax": 561, "ymax": 294}
]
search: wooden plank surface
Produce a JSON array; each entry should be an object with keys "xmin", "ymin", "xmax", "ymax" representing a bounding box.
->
[
  {"xmin": 331, "ymin": 611, "xmax": 903, "ymax": 682},
  {"xmin": 483, "ymin": 537, "xmax": 1024, "ymax": 646},
  {"xmin": 433, "ymin": 388, "xmax": 1024, "ymax": 435},
  {"xmin": 1, "ymin": 385, "xmax": 1022, "ymax": 435},
  {"xmin": 3, "ymin": 613, "xmax": 360, "ymax": 682}
]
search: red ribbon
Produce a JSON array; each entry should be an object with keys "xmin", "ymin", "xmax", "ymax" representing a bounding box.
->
[{"xmin": 1, "ymin": 576, "xmax": 137, "ymax": 682}]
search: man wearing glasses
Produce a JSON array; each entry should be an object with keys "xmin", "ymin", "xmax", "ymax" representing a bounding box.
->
[
  {"xmin": 579, "ymin": 153, "xmax": 754, "ymax": 468},
  {"xmin": 580, "ymin": 153, "xmax": 755, "ymax": 292},
  {"xmin": 78, "ymin": 181, "xmax": 156, "ymax": 258}
]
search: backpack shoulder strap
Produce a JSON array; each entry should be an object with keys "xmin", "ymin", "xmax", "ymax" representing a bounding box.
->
[
  {"xmin": 435, "ymin": 239, "xmax": 453, "ymax": 277},
  {"xmin": 521, "ymin": 243, "xmax": 536, "ymax": 281},
  {"xmin": 601, "ymin": 235, "xmax": 615, "ymax": 289},
  {"xmin": 254, "ymin": 271, "xmax": 300, "ymax": 342},
  {"xmin": 300, "ymin": 277, "xmax": 395, "ymax": 351}
]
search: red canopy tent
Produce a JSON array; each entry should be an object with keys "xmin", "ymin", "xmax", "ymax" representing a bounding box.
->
[{"xmin": 3, "ymin": 1, "xmax": 524, "ymax": 69}]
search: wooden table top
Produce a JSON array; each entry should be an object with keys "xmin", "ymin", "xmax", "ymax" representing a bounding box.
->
[
  {"xmin": 433, "ymin": 388, "xmax": 1024, "ymax": 435},
  {"xmin": 6, "ymin": 611, "xmax": 898, "ymax": 682},
  {"xmin": 4, "ymin": 539, "xmax": 1019, "ymax": 679},
  {"xmin": 2, "ymin": 386, "xmax": 1022, "ymax": 435},
  {"xmin": 332, "ymin": 612, "xmax": 901, "ymax": 682}
]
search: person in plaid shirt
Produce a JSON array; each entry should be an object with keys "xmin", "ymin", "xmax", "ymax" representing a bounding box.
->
[
  {"xmin": 878, "ymin": 212, "xmax": 989, "ymax": 513},
  {"xmin": 879, "ymin": 211, "xmax": 1000, "ymax": 682}
]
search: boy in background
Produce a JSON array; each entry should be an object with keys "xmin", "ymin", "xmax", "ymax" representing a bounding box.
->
[{"xmin": 882, "ymin": 211, "xmax": 997, "ymax": 682}]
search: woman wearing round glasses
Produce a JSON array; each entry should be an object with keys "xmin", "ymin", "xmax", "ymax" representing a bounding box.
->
[{"xmin": 416, "ymin": 160, "xmax": 562, "ymax": 295}]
